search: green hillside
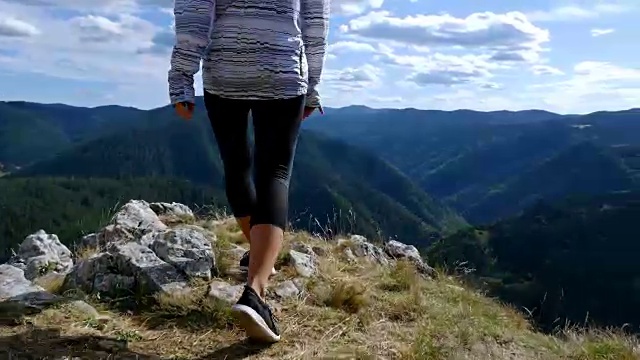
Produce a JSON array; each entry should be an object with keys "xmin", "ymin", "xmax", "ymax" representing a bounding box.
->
[
  {"xmin": 0, "ymin": 101, "xmax": 150, "ymax": 168},
  {"xmin": 428, "ymin": 191, "xmax": 640, "ymax": 332},
  {"xmin": 306, "ymin": 108, "xmax": 640, "ymax": 223},
  {"xmin": 8, "ymin": 114, "xmax": 465, "ymax": 248},
  {"xmin": 0, "ymin": 177, "xmax": 225, "ymax": 261}
]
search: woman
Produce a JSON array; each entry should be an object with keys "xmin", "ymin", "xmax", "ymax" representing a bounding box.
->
[{"xmin": 168, "ymin": 0, "xmax": 329, "ymax": 343}]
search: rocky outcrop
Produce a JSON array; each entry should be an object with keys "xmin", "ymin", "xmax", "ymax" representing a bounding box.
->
[
  {"xmin": 0, "ymin": 264, "xmax": 59, "ymax": 309},
  {"xmin": 288, "ymin": 249, "xmax": 317, "ymax": 278},
  {"xmin": 209, "ymin": 280, "xmax": 244, "ymax": 304},
  {"xmin": 63, "ymin": 200, "xmax": 215, "ymax": 298},
  {"xmin": 77, "ymin": 200, "xmax": 170, "ymax": 252},
  {"xmin": 150, "ymin": 202, "xmax": 195, "ymax": 224},
  {"xmin": 0, "ymin": 199, "xmax": 435, "ymax": 318},
  {"xmin": 140, "ymin": 228, "xmax": 216, "ymax": 280},
  {"xmin": 113, "ymin": 200, "xmax": 168, "ymax": 234},
  {"xmin": 336, "ymin": 235, "xmax": 435, "ymax": 276},
  {"xmin": 339, "ymin": 235, "xmax": 390, "ymax": 266},
  {"xmin": 273, "ymin": 279, "xmax": 303, "ymax": 300},
  {"xmin": 384, "ymin": 240, "xmax": 435, "ymax": 276},
  {"xmin": 8, "ymin": 230, "xmax": 74, "ymax": 280}
]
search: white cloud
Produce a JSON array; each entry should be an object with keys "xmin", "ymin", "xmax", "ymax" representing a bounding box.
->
[
  {"xmin": 323, "ymin": 64, "xmax": 384, "ymax": 90},
  {"xmin": 382, "ymin": 52, "xmax": 498, "ymax": 87},
  {"xmin": 532, "ymin": 61, "xmax": 640, "ymax": 113},
  {"xmin": 0, "ymin": 16, "xmax": 40, "ymax": 37},
  {"xmin": 531, "ymin": 65, "xmax": 564, "ymax": 76},
  {"xmin": 334, "ymin": 0, "xmax": 384, "ymax": 16},
  {"xmin": 0, "ymin": 0, "xmax": 172, "ymax": 13},
  {"xmin": 70, "ymin": 15, "xmax": 127, "ymax": 42},
  {"xmin": 327, "ymin": 41, "xmax": 378, "ymax": 60},
  {"xmin": 527, "ymin": 3, "xmax": 630, "ymax": 22},
  {"xmin": 590, "ymin": 28, "xmax": 615, "ymax": 37},
  {"xmin": 0, "ymin": 3, "xmax": 165, "ymax": 94},
  {"xmin": 340, "ymin": 11, "xmax": 549, "ymax": 64},
  {"xmin": 0, "ymin": 0, "xmax": 635, "ymax": 113},
  {"xmin": 329, "ymin": 41, "xmax": 377, "ymax": 54},
  {"xmin": 572, "ymin": 61, "xmax": 640, "ymax": 82},
  {"xmin": 431, "ymin": 89, "xmax": 523, "ymax": 111}
]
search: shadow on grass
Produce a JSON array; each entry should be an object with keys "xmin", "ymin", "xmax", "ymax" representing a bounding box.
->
[
  {"xmin": 195, "ymin": 339, "xmax": 273, "ymax": 359},
  {"xmin": 0, "ymin": 327, "xmax": 271, "ymax": 359},
  {"xmin": 0, "ymin": 291, "xmax": 271, "ymax": 359},
  {"xmin": 0, "ymin": 327, "xmax": 161, "ymax": 359},
  {"xmin": 0, "ymin": 290, "xmax": 68, "ymax": 326}
]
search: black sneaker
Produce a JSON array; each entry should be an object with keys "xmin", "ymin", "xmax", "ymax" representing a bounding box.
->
[
  {"xmin": 231, "ymin": 285, "xmax": 281, "ymax": 342},
  {"xmin": 239, "ymin": 251, "xmax": 277, "ymax": 275}
]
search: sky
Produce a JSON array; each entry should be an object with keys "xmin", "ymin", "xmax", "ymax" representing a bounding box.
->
[{"xmin": 0, "ymin": 0, "xmax": 638, "ymax": 113}]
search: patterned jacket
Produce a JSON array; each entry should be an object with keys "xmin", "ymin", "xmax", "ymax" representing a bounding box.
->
[{"xmin": 168, "ymin": 0, "xmax": 330, "ymax": 108}]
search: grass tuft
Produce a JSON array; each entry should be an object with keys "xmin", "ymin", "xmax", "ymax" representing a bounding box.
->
[
  {"xmin": 145, "ymin": 287, "xmax": 234, "ymax": 331},
  {"xmin": 34, "ymin": 273, "xmax": 66, "ymax": 295},
  {"xmin": 324, "ymin": 281, "xmax": 368, "ymax": 314}
]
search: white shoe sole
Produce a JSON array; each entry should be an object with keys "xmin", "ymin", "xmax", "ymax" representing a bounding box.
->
[{"xmin": 231, "ymin": 304, "xmax": 281, "ymax": 343}]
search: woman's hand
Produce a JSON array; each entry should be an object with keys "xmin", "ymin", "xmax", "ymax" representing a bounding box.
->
[
  {"xmin": 302, "ymin": 105, "xmax": 324, "ymax": 120},
  {"xmin": 174, "ymin": 102, "xmax": 195, "ymax": 121}
]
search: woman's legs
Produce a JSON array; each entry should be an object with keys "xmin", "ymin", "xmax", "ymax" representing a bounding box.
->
[
  {"xmin": 236, "ymin": 216, "xmax": 252, "ymax": 243},
  {"xmin": 203, "ymin": 92, "xmax": 255, "ymax": 238},
  {"xmin": 206, "ymin": 92, "xmax": 304, "ymax": 342},
  {"xmin": 248, "ymin": 95, "xmax": 305, "ymax": 298}
]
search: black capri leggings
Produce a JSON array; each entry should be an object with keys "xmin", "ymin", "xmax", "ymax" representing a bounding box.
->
[{"xmin": 204, "ymin": 91, "xmax": 305, "ymax": 230}]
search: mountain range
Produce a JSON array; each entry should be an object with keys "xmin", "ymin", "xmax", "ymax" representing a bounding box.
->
[
  {"xmin": 0, "ymin": 100, "xmax": 466, "ymax": 252},
  {"xmin": 305, "ymin": 106, "xmax": 640, "ymax": 222}
]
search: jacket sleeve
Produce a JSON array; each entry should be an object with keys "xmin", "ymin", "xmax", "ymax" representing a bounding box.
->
[
  {"xmin": 301, "ymin": 0, "xmax": 330, "ymax": 108},
  {"xmin": 168, "ymin": 0, "xmax": 216, "ymax": 104}
]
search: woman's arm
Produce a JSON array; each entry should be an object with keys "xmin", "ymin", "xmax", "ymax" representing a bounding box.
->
[
  {"xmin": 168, "ymin": 0, "xmax": 216, "ymax": 105},
  {"xmin": 301, "ymin": 0, "xmax": 330, "ymax": 108}
]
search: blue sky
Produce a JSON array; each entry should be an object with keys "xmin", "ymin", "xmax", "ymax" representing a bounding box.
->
[{"xmin": 0, "ymin": 0, "xmax": 638, "ymax": 113}]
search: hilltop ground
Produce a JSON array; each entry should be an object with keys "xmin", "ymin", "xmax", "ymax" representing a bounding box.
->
[{"xmin": 0, "ymin": 206, "xmax": 638, "ymax": 360}]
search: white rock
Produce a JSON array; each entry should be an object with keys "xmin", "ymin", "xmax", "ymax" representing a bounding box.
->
[
  {"xmin": 289, "ymin": 250, "xmax": 316, "ymax": 278},
  {"xmin": 9, "ymin": 230, "xmax": 74, "ymax": 280},
  {"xmin": 209, "ymin": 280, "xmax": 244, "ymax": 304}
]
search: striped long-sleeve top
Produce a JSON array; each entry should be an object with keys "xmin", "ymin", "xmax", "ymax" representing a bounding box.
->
[{"xmin": 168, "ymin": 0, "xmax": 330, "ymax": 108}]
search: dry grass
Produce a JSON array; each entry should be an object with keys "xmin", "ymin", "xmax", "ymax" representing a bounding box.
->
[
  {"xmin": 1, "ymin": 218, "xmax": 638, "ymax": 359},
  {"xmin": 75, "ymin": 245, "xmax": 101, "ymax": 260},
  {"xmin": 158, "ymin": 213, "xmax": 196, "ymax": 226},
  {"xmin": 33, "ymin": 273, "xmax": 67, "ymax": 295},
  {"xmin": 145, "ymin": 281, "xmax": 234, "ymax": 331}
]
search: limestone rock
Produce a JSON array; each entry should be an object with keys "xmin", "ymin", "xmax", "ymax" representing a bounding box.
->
[
  {"xmin": 384, "ymin": 240, "xmax": 435, "ymax": 276},
  {"xmin": 226, "ymin": 244, "xmax": 248, "ymax": 260},
  {"xmin": 64, "ymin": 242, "xmax": 190, "ymax": 297},
  {"xmin": 273, "ymin": 280, "xmax": 302, "ymax": 299},
  {"xmin": 0, "ymin": 264, "xmax": 58, "ymax": 309},
  {"xmin": 209, "ymin": 280, "xmax": 244, "ymax": 304},
  {"xmin": 8, "ymin": 230, "xmax": 74, "ymax": 280},
  {"xmin": 63, "ymin": 252, "xmax": 134, "ymax": 295},
  {"xmin": 339, "ymin": 235, "xmax": 390, "ymax": 266},
  {"xmin": 111, "ymin": 200, "xmax": 167, "ymax": 234},
  {"xmin": 140, "ymin": 228, "xmax": 216, "ymax": 280},
  {"xmin": 78, "ymin": 233, "xmax": 99, "ymax": 251},
  {"xmin": 288, "ymin": 250, "xmax": 317, "ymax": 277},
  {"xmin": 112, "ymin": 242, "xmax": 189, "ymax": 294},
  {"xmin": 64, "ymin": 201, "xmax": 218, "ymax": 298},
  {"xmin": 291, "ymin": 242, "xmax": 316, "ymax": 257},
  {"xmin": 150, "ymin": 202, "xmax": 195, "ymax": 223}
]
